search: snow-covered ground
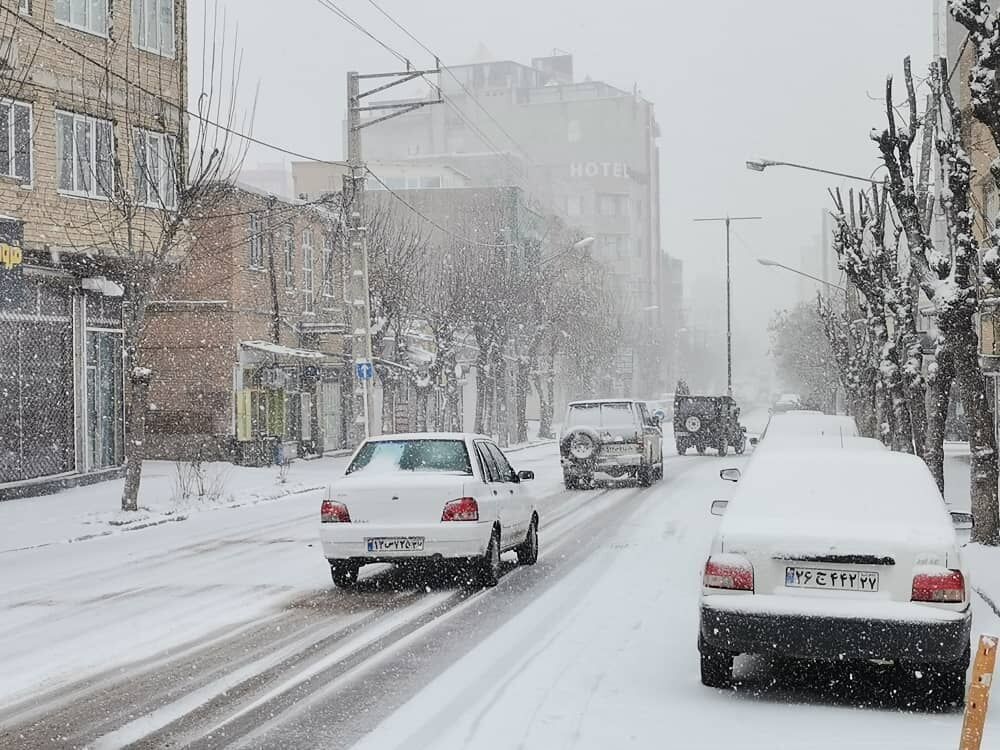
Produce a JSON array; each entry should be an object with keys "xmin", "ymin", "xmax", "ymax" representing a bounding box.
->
[{"xmin": 1, "ymin": 434, "xmax": 998, "ymax": 749}]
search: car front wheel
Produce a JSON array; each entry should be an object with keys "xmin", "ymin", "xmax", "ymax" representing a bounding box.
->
[
  {"xmin": 637, "ymin": 462, "xmax": 653, "ymax": 487},
  {"xmin": 699, "ymin": 636, "xmax": 734, "ymax": 688}
]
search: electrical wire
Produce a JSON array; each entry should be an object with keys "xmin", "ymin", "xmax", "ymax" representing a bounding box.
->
[
  {"xmin": 0, "ymin": 5, "xmax": 349, "ymax": 167},
  {"xmin": 311, "ymin": 0, "xmax": 410, "ymax": 69}
]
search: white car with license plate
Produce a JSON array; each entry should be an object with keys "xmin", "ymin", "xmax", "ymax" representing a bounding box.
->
[
  {"xmin": 699, "ymin": 449, "xmax": 973, "ymax": 704},
  {"xmin": 320, "ymin": 433, "xmax": 539, "ymax": 588}
]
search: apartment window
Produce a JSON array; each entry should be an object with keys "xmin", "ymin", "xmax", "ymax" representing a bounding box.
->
[
  {"xmin": 19, "ymin": 0, "xmax": 30, "ymax": 14},
  {"xmin": 0, "ymin": 100, "xmax": 32, "ymax": 184},
  {"xmin": 248, "ymin": 213, "xmax": 264, "ymax": 268},
  {"xmin": 566, "ymin": 195, "xmax": 583, "ymax": 217},
  {"xmin": 283, "ymin": 226, "xmax": 294, "ymax": 289},
  {"xmin": 420, "ymin": 176, "xmax": 442, "ymax": 188},
  {"xmin": 56, "ymin": 111, "xmax": 113, "ymax": 198},
  {"xmin": 132, "ymin": 0, "xmax": 175, "ymax": 56},
  {"xmin": 321, "ymin": 236, "xmax": 335, "ymax": 299},
  {"xmin": 55, "ymin": 0, "xmax": 108, "ymax": 36},
  {"xmin": 599, "ymin": 195, "xmax": 617, "ymax": 217},
  {"xmin": 567, "ymin": 120, "xmax": 581, "ymax": 143},
  {"xmin": 302, "ymin": 228, "xmax": 314, "ymax": 313},
  {"xmin": 134, "ymin": 129, "xmax": 177, "ymax": 209}
]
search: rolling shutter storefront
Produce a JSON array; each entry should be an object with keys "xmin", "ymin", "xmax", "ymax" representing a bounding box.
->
[{"xmin": 0, "ymin": 271, "xmax": 76, "ymax": 484}]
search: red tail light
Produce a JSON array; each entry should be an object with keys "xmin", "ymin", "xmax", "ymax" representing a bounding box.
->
[
  {"xmin": 442, "ymin": 497, "xmax": 479, "ymax": 522},
  {"xmin": 912, "ymin": 569, "xmax": 965, "ymax": 603},
  {"xmin": 703, "ymin": 555, "xmax": 754, "ymax": 591},
  {"xmin": 320, "ymin": 500, "xmax": 351, "ymax": 523}
]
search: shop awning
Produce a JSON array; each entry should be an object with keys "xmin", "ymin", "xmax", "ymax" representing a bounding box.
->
[{"xmin": 240, "ymin": 340, "xmax": 327, "ymax": 361}]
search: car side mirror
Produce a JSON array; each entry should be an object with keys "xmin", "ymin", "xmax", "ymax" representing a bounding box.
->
[
  {"xmin": 749, "ymin": 437, "xmax": 759, "ymax": 446},
  {"xmin": 950, "ymin": 511, "xmax": 974, "ymax": 531},
  {"xmin": 710, "ymin": 500, "xmax": 729, "ymax": 516},
  {"xmin": 719, "ymin": 468, "xmax": 741, "ymax": 483},
  {"xmin": 518, "ymin": 470, "xmax": 535, "ymax": 481}
]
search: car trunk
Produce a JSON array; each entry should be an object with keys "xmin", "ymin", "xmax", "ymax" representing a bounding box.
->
[
  {"xmin": 332, "ymin": 472, "xmax": 470, "ymax": 525},
  {"xmin": 724, "ymin": 521, "xmax": 947, "ymax": 604}
]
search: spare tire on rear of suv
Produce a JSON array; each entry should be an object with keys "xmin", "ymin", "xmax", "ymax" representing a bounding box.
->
[{"xmin": 561, "ymin": 427, "xmax": 601, "ymax": 461}]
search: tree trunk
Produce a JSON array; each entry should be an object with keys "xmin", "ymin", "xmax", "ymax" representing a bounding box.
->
[
  {"xmin": 516, "ymin": 360, "xmax": 530, "ymax": 444},
  {"xmin": 121, "ymin": 371, "xmax": 151, "ymax": 512},
  {"xmin": 474, "ymin": 351, "xmax": 488, "ymax": 435},
  {"xmin": 414, "ymin": 384, "xmax": 429, "ymax": 432},
  {"xmin": 954, "ymin": 338, "xmax": 1000, "ymax": 544},
  {"xmin": 495, "ymin": 355, "xmax": 509, "ymax": 447},
  {"xmin": 381, "ymin": 375, "xmax": 396, "ymax": 435},
  {"xmin": 925, "ymin": 346, "xmax": 954, "ymax": 495}
]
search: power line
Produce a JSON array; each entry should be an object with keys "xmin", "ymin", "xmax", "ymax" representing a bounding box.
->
[
  {"xmin": 362, "ymin": 0, "xmax": 533, "ymax": 162},
  {"xmin": 366, "ymin": 168, "xmax": 513, "ymax": 248},
  {"xmin": 0, "ymin": 5, "xmax": 348, "ymax": 168},
  {"xmin": 311, "ymin": 0, "xmax": 410, "ymax": 69}
]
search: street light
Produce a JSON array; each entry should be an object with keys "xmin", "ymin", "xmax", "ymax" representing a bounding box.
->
[
  {"xmin": 746, "ymin": 158, "xmax": 882, "ymax": 184},
  {"xmin": 693, "ymin": 215, "xmax": 762, "ymax": 397},
  {"xmin": 573, "ymin": 236, "xmax": 596, "ymax": 250},
  {"xmin": 757, "ymin": 257, "xmax": 846, "ymax": 292}
]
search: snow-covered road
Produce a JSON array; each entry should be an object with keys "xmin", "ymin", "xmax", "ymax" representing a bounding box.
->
[{"xmin": 1, "ymin": 443, "xmax": 999, "ymax": 749}]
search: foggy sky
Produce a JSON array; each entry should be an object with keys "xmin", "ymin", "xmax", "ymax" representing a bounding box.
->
[{"xmin": 189, "ymin": 0, "xmax": 932, "ymax": 385}]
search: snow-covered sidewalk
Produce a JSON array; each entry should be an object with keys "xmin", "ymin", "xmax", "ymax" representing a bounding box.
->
[{"xmin": 0, "ymin": 457, "xmax": 349, "ymax": 554}]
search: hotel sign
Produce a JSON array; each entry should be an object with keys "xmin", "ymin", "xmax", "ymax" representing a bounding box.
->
[{"xmin": 569, "ymin": 161, "xmax": 631, "ymax": 179}]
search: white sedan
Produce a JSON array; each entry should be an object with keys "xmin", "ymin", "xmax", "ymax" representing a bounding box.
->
[
  {"xmin": 700, "ymin": 449, "xmax": 973, "ymax": 705},
  {"xmin": 320, "ymin": 433, "xmax": 539, "ymax": 588}
]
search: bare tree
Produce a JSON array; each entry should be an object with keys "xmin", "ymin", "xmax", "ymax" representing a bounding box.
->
[
  {"xmin": 874, "ymin": 57, "xmax": 999, "ymax": 543},
  {"xmin": 817, "ymin": 294, "xmax": 879, "ymax": 437}
]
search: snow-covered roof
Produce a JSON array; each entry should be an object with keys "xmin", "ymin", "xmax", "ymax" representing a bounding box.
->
[
  {"xmin": 240, "ymin": 340, "xmax": 325, "ymax": 360},
  {"xmin": 567, "ymin": 399, "xmax": 636, "ymax": 406},
  {"xmin": 366, "ymin": 432, "xmax": 491, "ymax": 442},
  {"xmin": 722, "ymin": 450, "xmax": 954, "ymax": 546},
  {"xmin": 763, "ymin": 412, "xmax": 859, "ymax": 440},
  {"xmin": 755, "ymin": 435, "xmax": 887, "ymax": 453}
]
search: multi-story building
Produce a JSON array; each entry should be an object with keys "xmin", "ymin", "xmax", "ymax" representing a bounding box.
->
[
  {"xmin": 295, "ymin": 53, "xmax": 665, "ymax": 397},
  {"xmin": 143, "ymin": 185, "xmax": 349, "ymax": 463},
  {"xmin": 0, "ymin": 0, "xmax": 186, "ymax": 498}
]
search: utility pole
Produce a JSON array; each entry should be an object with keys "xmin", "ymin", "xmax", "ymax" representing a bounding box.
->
[
  {"xmin": 693, "ymin": 215, "xmax": 762, "ymax": 397},
  {"xmin": 345, "ymin": 66, "xmax": 441, "ymax": 444}
]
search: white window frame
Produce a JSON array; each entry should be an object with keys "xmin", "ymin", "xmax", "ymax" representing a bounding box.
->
[
  {"xmin": 302, "ymin": 228, "xmax": 315, "ymax": 314},
  {"xmin": 321, "ymin": 236, "xmax": 335, "ymax": 300},
  {"xmin": 283, "ymin": 226, "xmax": 295, "ymax": 290},
  {"xmin": 55, "ymin": 0, "xmax": 109, "ymax": 37},
  {"xmin": 18, "ymin": 0, "xmax": 31, "ymax": 15},
  {"xmin": 131, "ymin": 0, "xmax": 176, "ymax": 58},
  {"xmin": 0, "ymin": 99, "xmax": 32, "ymax": 186},
  {"xmin": 248, "ymin": 213, "xmax": 264, "ymax": 269},
  {"xmin": 56, "ymin": 110, "xmax": 114, "ymax": 199},
  {"xmin": 134, "ymin": 128, "xmax": 177, "ymax": 209}
]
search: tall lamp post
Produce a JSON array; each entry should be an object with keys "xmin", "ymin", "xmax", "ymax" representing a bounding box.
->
[
  {"xmin": 756, "ymin": 257, "xmax": 847, "ymax": 293},
  {"xmin": 745, "ymin": 158, "xmax": 883, "ymax": 184},
  {"xmin": 693, "ymin": 215, "xmax": 762, "ymax": 397}
]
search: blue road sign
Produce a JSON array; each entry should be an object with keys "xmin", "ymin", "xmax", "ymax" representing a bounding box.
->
[{"xmin": 355, "ymin": 361, "xmax": 374, "ymax": 380}]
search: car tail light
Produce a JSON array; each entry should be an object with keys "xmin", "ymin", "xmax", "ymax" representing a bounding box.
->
[
  {"xmin": 703, "ymin": 555, "xmax": 754, "ymax": 591},
  {"xmin": 320, "ymin": 500, "xmax": 351, "ymax": 523},
  {"xmin": 442, "ymin": 497, "xmax": 479, "ymax": 522},
  {"xmin": 912, "ymin": 569, "xmax": 965, "ymax": 603}
]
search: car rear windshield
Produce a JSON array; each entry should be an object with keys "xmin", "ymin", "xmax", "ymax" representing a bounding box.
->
[
  {"xmin": 347, "ymin": 439, "xmax": 473, "ymax": 475},
  {"xmin": 566, "ymin": 402, "xmax": 634, "ymax": 428}
]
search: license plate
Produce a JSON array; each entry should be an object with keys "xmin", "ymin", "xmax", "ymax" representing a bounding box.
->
[
  {"xmin": 784, "ymin": 566, "xmax": 879, "ymax": 592},
  {"xmin": 366, "ymin": 537, "xmax": 425, "ymax": 553},
  {"xmin": 601, "ymin": 444, "xmax": 636, "ymax": 454}
]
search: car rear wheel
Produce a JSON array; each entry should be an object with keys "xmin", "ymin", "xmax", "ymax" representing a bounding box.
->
[
  {"xmin": 699, "ymin": 637, "xmax": 734, "ymax": 688},
  {"xmin": 909, "ymin": 645, "xmax": 969, "ymax": 707},
  {"xmin": 676, "ymin": 441, "xmax": 687, "ymax": 455},
  {"xmin": 516, "ymin": 516, "xmax": 539, "ymax": 566},
  {"xmin": 330, "ymin": 561, "xmax": 361, "ymax": 589},
  {"xmin": 717, "ymin": 439, "xmax": 728, "ymax": 457},
  {"xmin": 472, "ymin": 530, "xmax": 501, "ymax": 588},
  {"xmin": 637, "ymin": 462, "xmax": 653, "ymax": 487},
  {"xmin": 696, "ymin": 444, "xmax": 706, "ymax": 455}
]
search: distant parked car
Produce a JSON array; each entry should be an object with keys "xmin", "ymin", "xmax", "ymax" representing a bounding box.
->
[
  {"xmin": 319, "ymin": 433, "xmax": 539, "ymax": 589},
  {"xmin": 699, "ymin": 449, "xmax": 973, "ymax": 705},
  {"xmin": 560, "ymin": 399, "xmax": 664, "ymax": 489},
  {"xmin": 758, "ymin": 411, "xmax": 859, "ymax": 444}
]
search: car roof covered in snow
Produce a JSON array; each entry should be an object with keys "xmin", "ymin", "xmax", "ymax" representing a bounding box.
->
[
  {"xmin": 365, "ymin": 432, "xmax": 489, "ymax": 442},
  {"xmin": 721, "ymin": 449, "xmax": 953, "ymax": 545},
  {"xmin": 762, "ymin": 412, "xmax": 859, "ymax": 440},
  {"xmin": 567, "ymin": 399, "xmax": 637, "ymax": 406},
  {"xmin": 754, "ymin": 434, "xmax": 887, "ymax": 453}
]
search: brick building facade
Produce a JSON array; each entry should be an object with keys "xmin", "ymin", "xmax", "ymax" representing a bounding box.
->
[
  {"xmin": 143, "ymin": 185, "xmax": 350, "ymax": 463},
  {"xmin": 0, "ymin": 0, "xmax": 186, "ymax": 497}
]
